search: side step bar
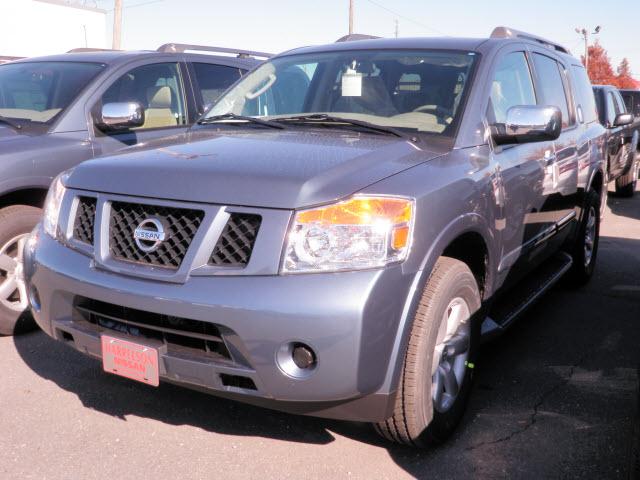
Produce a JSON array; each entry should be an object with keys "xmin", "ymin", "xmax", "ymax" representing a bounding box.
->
[{"xmin": 481, "ymin": 252, "xmax": 573, "ymax": 340}]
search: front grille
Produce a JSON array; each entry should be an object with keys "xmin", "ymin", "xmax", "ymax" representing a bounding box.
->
[
  {"xmin": 73, "ymin": 197, "xmax": 97, "ymax": 245},
  {"xmin": 209, "ymin": 213, "xmax": 261, "ymax": 267},
  {"xmin": 73, "ymin": 297, "xmax": 232, "ymax": 362},
  {"xmin": 109, "ymin": 201, "xmax": 204, "ymax": 269}
]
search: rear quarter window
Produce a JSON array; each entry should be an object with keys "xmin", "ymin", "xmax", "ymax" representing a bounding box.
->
[
  {"xmin": 192, "ymin": 63, "xmax": 244, "ymax": 106},
  {"xmin": 570, "ymin": 65, "xmax": 597, "ymax": 124}
]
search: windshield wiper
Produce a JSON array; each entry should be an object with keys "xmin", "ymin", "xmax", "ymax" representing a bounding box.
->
[
  {"xmin": 0, "ymin": 116, "xmax": 22, "ymax": 131},
  {"xmin": 273, "ymin": 114, "xmax": 417, "ymax": 142},
  {"xmin": 197, "ymin": 113, "xmax": 285, "ymax": 130}
]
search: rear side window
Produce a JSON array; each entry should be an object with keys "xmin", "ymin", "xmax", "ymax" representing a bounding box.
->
[
  {"xmin": 532, "ymin": 53, "xmax": 571, "ymax": 128},
  {"xmin": 489, "ymin": 52, "xmax": 536, "ymax": 123},
  {"xmin": 622, "ymin": 92, "xmax": 634, "ymax": 114},
  {"xmin": 570, "ymin": 65, "xmax": 597, "ymax": 124},
  {"xmin": 192, "ymin": 63, "xmax": 243, "ymax": 107}
]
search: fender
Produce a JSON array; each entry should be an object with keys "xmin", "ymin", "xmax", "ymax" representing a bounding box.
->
[
  {"xmin": 585, "ymin": 164, "xmax": 606, "ymax": 221},
  {"xmin": 378, "ymin": 212, "xmax": 495, "ymax": 395},
  {"xmin": 0, "ymin": 176, "xmax": 53, "ymax": 198}
]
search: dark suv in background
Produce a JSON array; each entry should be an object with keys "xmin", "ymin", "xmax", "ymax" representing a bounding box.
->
[
  {"xmin": 593, "ymin": 85, "xmax": 639, "ymax": 196},
  {"xmin": 0, "ymin": 44, "xmax": 268, "ymax": 334},
  {"xmin": 26, "ymin": 27, "xmax": 606, "ymax": 447}
]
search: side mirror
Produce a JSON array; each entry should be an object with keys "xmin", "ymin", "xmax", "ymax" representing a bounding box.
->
[
  {"xmin": 98, "ymin": 102, "xmax": 144, "ymax": 130},
  {"xmin": 613, "ymin": 112, "xmax": 633, "ymax": 127},
  {"xmin": 492, "ymin": 105, "xmax": 562, "ymax": 146}
]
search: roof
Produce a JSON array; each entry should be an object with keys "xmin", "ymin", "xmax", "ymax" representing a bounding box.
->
[
  {"xmin": 277, "ymin": 29, "xmax": 579, "ymax": 64},
  {"xmin": 283, "ymin": 37, "xmax": 489, "ymax": 57}
]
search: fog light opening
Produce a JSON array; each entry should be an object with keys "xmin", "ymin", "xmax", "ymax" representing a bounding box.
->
[
  {"xmin": 58, "ymin": 330, "xmax": 74, "ymax": 344},
  {"xmin": 292, "ymin": 343, "xmax": 316, "ymax": 370},
  {"xmin": 276, "ymin": 341, "xmax": 318, "ymax": 379}
]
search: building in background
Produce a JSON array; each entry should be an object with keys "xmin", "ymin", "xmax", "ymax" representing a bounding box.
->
[{"xmin": 0, "ymin": 0, "xmax": 107, "ymax": 58}]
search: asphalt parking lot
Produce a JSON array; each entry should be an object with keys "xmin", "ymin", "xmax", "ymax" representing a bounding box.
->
[{"xmin": 1, "ymin": 187, "xmax": 639, "ymax": 480}]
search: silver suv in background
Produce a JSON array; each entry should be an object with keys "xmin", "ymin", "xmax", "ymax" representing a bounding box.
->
[
  {"xmin": 0, "ymin": 44, "xmax": 268, "ymax": 334},
  {"xmin": 26, "ymin": 27, "xmax": 606, "ymax": 447}
]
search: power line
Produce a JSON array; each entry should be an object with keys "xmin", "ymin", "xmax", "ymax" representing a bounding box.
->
[{"xmin": 362, "ymin": 0, "xmax": 448, "ymax": 36}]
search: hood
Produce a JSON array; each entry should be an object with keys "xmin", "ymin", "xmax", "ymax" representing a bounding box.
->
[
  {"xmin": 67, "ymin": 129, "xmax": 449, "ymax": 209},
  {"xmin": 0, "ymin": 125, "xmax": 22, "ymax": 141}
]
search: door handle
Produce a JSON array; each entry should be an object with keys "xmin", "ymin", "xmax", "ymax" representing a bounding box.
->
[{"xmin": 543, "ymin": 150, "xmax": 557, "ymax": 166}]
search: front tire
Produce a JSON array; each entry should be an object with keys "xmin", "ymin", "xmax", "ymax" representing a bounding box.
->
[
  {"xmin": 374, "ymin": 257, "xmax": 481, "ymax": 447},
  {"xmin": 0, "ymin": 205, "xmax": 41, "ymax": 336},
  {"xmin": 567, "ymin": 189, "xmax": 601, "ymax": 286}
]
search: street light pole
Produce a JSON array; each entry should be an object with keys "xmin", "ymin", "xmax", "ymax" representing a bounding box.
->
[
  {"xmin": 575, "ymin": 25, "xmax": 601, "ymax": 71},
  {"xmin": 113, "ymin": 0, "xmax": 123, "ymax": 50},
  {"xmin": 349, "ymin": 0, "xmax": 354, "ymax": 35}
]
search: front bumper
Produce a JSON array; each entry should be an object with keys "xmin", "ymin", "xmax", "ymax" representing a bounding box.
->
[{"xmin": 25, "ymin": 228, "xmax": 418, "ymax": 422}]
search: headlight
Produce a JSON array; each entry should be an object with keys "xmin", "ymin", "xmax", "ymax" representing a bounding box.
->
[
  {"xmin": 43, "ymin": 171, "xmax": 70, "ymax": 238},
  {"xmin": 282, "ymin": 195, "xmax": 414, "ymax": 273}
]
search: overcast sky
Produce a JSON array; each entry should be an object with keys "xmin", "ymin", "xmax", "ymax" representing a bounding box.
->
[{"xmin": 96, "ymin": 0, "xmax": 640, "ymax": 76}]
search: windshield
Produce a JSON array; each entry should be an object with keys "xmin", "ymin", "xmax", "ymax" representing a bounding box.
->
[
  {"xmin": 206, "ymin": 49, "xmax": 478, "ymax": 136},
  {"xmin": 0, "ymin": 61, "xmax": 105, "ymax": 124}
]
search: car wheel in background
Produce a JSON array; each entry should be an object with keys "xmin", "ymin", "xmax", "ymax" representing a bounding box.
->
[
  {"xmin": 615, "ymin": 157, "xmax": 638, "ymax": 198},
  {"xmin": 0, "ymin": 205, "xmax": 41, "ymax": 336},
  {"xmin": 374, "ymin": 257, "xmax": 481, "ymax": 447}
]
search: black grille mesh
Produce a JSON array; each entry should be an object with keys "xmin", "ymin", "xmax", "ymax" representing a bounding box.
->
[
  {"xmin": 209, "ymin": 214, "xmax": 261, "ymax": 267},
  {"xmin": 73, "ymin": 297, "xmax": 232, "ymax": 361},
  {"xmin": 109, "ymin": 201, "xmax": 204, "ymax": 269},
  {"xmin": 73, "ymin": 197, "xmax": 97, "ymax": 245}
]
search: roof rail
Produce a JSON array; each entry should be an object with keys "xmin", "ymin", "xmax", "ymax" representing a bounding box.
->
[
  {"xmin": 67, "ymin": 48, "xmax": 121, "ymax": 53},
  {"xmin": 336, "ymin": 34, "xmax": 381, "ymax": 42},
  {"xmin": 490, "ymin": 26, "xmax": 570, "ymax": 54},
  {"xmin": 157, "ymin": 43, "xmax": 272, "ymax": 59}
]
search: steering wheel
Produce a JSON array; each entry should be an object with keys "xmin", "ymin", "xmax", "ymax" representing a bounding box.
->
[{"xmin": 412, "ymin": 105, "xmax": 454, "ymax": 125}]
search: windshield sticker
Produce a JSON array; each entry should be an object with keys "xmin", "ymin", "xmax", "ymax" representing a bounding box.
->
[{"xmin": 341, "ymin": 67, "xmax": 362, "ymax": 97}]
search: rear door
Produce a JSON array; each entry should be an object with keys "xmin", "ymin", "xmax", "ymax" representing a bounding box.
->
[
  {"xmin": 89, "ymin": 61, "xmax": 191, "ymax": 156},
  {"xmin": 529, "ymin": 51, "xmax": 579, "ymax": 238}
]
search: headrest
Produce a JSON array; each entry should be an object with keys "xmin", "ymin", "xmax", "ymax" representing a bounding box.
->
[{"xmin": 147, "ymin": 86, "xmax": 172, "ymax": 108}]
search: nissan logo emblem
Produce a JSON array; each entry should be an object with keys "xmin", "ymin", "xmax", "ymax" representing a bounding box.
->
[{"xmin": 133, "ymin": 218, "xmax": 166, "ymax": 252}]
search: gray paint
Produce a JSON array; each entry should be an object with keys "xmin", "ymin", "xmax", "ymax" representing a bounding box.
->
[{"xmin": 26, "ymin": 35, "xmax": 607, "ymax": 422}]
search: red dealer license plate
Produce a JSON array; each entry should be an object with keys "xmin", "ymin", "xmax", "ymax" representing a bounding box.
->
[{"xmin": 101, "ymin": 335, "xmax": 160, "ymax": 386}]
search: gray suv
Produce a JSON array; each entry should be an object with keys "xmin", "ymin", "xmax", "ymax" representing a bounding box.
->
[
  {"xmin": 0, "ymin": 45, "xmax": 267, "ymax": 333},
  {"xmin": 25, "ymin": 28, "xmax": 606, "ymax": 447}
]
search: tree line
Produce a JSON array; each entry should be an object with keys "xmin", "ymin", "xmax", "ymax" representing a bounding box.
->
[{"xmin": 584, "ymin": 41, "xmax": 637, "ymax": 89}]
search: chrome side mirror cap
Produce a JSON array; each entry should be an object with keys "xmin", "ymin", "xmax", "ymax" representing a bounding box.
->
[
  {"xmin": 492, "ymin": 105, "xmax": 562, "ymax": 146},
  {"xmin": 98, "ymin": 102, "xmax": 145, "ymax": 130},
  {"xmin": 613, "ymin": 112, "xmax": 633, "ymax": 127}
]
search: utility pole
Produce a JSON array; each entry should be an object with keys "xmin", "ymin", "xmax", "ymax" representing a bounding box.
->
[
  {"xmin": 349, "ymin": 0, "xmax": 354, "ymax": 35},
  {"xmin": 394, "ymin": 19, "xmax": 399, "ymax": 38},
  {"xmin": 575, "ymin": 25, "xmax": 601, "ymax": 71},
  {"xmin": 112, "ymin": 0, "xmax": 123, "ymax": 50}
]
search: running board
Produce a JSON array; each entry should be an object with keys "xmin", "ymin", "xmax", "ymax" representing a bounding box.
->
[{"xmin": 481, "ymin": 252, "xmax": 573, "ymax": 339}]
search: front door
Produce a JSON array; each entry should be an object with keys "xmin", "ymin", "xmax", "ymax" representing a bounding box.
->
[
  {"xmin": 90, "ymin": 62, "xmax": 191, "ymax": 156},
  {"xmin": 488, "ymin": 49, "xmax": 552, "ymax": 279}
]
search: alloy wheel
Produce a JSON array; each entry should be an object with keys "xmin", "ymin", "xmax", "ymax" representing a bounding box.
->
[
  {"xmin": 584, "ymin": 206, "xmax": 597, "ymax": 268},
  {"xmin": 431, "ymin": 297, "xmax": 471, "ymax": 413},
  {"xmin": 0, "ymin": 234, "xmax": 29, "ymax": 312}
]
